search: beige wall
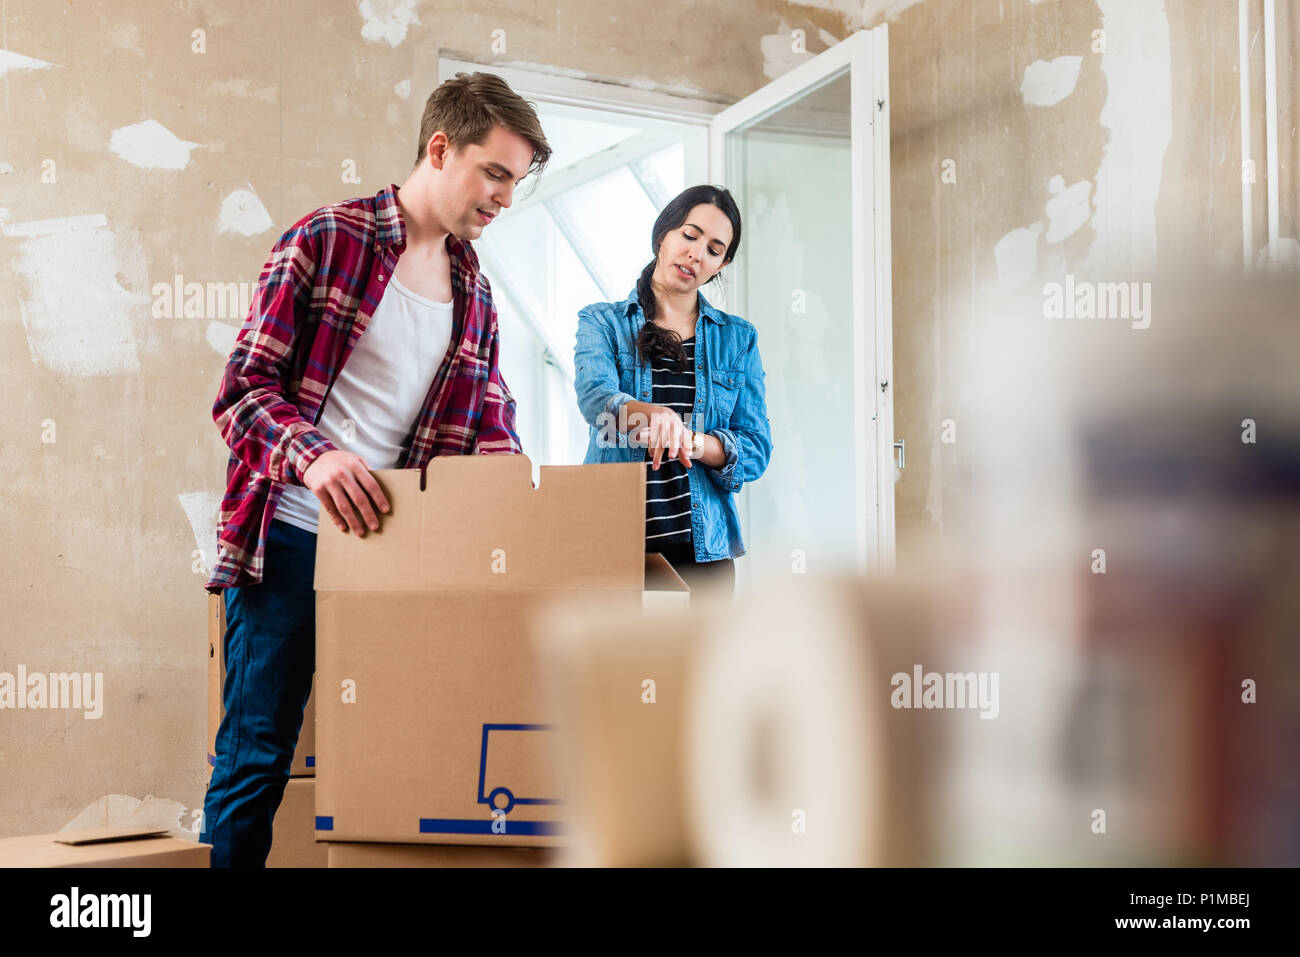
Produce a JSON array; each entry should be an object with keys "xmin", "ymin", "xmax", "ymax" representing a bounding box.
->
[
  {"xmin": 882, "ymin": 0, "xmax": 1296, "ymax": 570},
  {"xmin": 0, "ymin": 0, "xmax": 843, "ymax": 840},
  {"xmin": 0, "ymin": 0, "xmax": 1293, "ymax": 838}
]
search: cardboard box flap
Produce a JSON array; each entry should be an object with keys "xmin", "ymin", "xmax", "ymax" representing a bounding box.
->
[
  {"xmin": 54, "ymin": 827, "xmax": 169, "ymax": 846},
  {"xmin": 314, "ymin": 456, "xmax": 646, "ymax": 592},
  {"xmin": 645, "ymin": 552, "xmax": 690, "ymax": 594}
]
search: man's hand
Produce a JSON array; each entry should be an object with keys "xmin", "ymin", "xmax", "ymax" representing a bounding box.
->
[{"xmin": 301, "ymin": 450, "xmax": 391, "ymax": 536}]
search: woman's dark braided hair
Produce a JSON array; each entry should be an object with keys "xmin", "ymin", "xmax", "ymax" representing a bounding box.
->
[{"xmin": 634, "ymin": 185, "xmax": 743, "ymax": 368}]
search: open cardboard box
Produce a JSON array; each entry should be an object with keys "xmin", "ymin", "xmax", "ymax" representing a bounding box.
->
[
  {"xmin": 0, "ymin": 827, "xmax": 210, "ymax": 868},
  {"xmin": 314, "ymin": 455, "xmax": 688, "ymax": 847}
]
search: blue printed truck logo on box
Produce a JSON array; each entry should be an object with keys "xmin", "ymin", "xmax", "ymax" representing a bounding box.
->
[
  {"xmin": 478, "ymin": 723, "xmax": 561, "ymax": 815},
  {"xmin": 416, "ymin": 723, "xmax": 564, "ymax": 837}
]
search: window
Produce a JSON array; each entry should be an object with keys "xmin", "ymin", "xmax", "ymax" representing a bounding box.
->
[{"xmin": 441, "ymin": 60, "xmax": 714, "ymax": 466}]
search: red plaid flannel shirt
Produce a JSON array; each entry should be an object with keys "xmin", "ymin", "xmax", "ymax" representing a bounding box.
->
[{"xmin": 205, "ymin": 182, "xmax": 520, "ymax": 592}]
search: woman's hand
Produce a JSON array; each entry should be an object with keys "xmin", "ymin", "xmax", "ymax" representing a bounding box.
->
[{"xmin": 629, "ymin": 403, "xmax": 694, "ymax": 471}]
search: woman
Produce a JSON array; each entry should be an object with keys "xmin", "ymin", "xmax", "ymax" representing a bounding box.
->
[{"xmin": 574, "ymin": 185, "xmax": 773, "ymax": 596}]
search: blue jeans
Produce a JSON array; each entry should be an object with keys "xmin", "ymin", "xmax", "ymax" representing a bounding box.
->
[{"xmin": 200, "ymin": 518, "xmax": 316, "ymax": 867}]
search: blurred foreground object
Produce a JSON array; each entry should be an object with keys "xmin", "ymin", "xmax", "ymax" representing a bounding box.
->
[
  {"xmin": 952, "ymin": 269, "xmax": 1300, "ymax": 865},
  {"xmin": 533, "ymin": 576, "xmax": 964, "ymax": 866},
  {"xmin": 534, "ymin": 271, "xmax": 1299, "ymax": 867}
]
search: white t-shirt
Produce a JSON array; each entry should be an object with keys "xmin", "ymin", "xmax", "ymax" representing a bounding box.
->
[{"xmin": 275, "ymin": 275, "xmax": 454, "ymax": 534}]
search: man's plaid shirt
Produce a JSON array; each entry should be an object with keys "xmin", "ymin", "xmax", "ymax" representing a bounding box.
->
[{"xmin": 205, "ymin": 182, "xmax": 520, "ymax": 592}]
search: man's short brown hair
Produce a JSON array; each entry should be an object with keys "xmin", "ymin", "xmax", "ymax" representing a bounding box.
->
[{"xmin": 415, "ymin": 72, "xmax": 551, "ymax": 179}]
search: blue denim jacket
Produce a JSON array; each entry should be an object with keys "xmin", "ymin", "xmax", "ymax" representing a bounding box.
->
[{"xmin": 573, "ymin": 287, "xmax": 773, "ymax": 561}]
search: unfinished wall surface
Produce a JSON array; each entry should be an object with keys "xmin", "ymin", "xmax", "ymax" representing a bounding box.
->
[
  {"xmin": 0, "ymin": 0, "xmax": 848, "ymax": 839},
  {"xmin": 0, "ymin": 0, "xmax": 1294, "ymax": 841},
  {"xmin": 872, "ymin": 0, "xmax": 1297, "ymax": 570}
]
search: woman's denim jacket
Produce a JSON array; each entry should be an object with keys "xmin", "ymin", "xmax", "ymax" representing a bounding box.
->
[{"xmin": 573, "ymin": 287, "xmax": 773, "ymax": 561}]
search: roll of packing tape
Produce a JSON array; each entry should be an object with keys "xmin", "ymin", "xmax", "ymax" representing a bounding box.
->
[{"xmin": 683, "ymin": 581, "xmax": 885, "ymax": 866}]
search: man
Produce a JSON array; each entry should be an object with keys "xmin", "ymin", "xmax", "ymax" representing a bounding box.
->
[{"xmin": 200, "ymin": 72, "xmax": 550, "ymax": 867}]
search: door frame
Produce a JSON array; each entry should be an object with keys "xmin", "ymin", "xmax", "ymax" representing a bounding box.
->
[{"xmin": 707, "ymin": 26, "xmax": 895, "ymax": 572}]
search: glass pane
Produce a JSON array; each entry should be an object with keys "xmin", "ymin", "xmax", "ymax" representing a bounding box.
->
[
  {"xmin": 726, "ymin": 69, "xmax": 856, "ymax": 582},
  {"xmin": 551, "ymin": 167, "xmax": 659, "ymax": 295},
  {"xmin": 536, "ymin": 108, "xmax": 643, "ymax": 174},
  {"xmin": 480, "ymin": 206, "xmax": 604, "ymax": 353},
  {"xmin": 492, "ymin": 288, "xmax": 542, "ymax": 461},
  {"xmin": 479, "ymin": 204, "xmax": 552, "ymax": 319},
  {"xmin": 541, "ymin": 216, "xmax": 606, "ymax": 354},
  {"xmin": 544, "ymin": 360, "xmax": 591, "ymax": 466},
  {"xmin": 477, "ymin": 104, "xmax": 710, "ymax": 473},
  {"xmin": 635, "ymin": 142, "xmax": 686, "ymax": 203}
]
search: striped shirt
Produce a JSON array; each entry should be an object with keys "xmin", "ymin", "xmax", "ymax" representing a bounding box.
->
[
  {"xmin": 644, "ymin": 337, "xmax": 695, "ymax": 548},
  {"xmin": 205, "ymin": 182, "xmax": 521, "ymax": 592}
]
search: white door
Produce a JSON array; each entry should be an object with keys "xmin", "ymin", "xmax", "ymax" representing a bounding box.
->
[{"xmin": 709, "ymin": 26, "xmax": 895, "ymax": 585}]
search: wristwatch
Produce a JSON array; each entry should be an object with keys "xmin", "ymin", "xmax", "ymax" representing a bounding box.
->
[{"xmin": 690, "ymin": 430, "xmax": 705, "ymax": 458}]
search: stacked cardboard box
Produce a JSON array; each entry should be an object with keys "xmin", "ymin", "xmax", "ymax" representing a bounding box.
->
[
  {"xmin": 267, "ymin": 779, "xmax": 329, "ymax": 868},
  {"xmin": 327, "ymin": 842, "xmax": 555, "ymax": 868},
  {"xmin": 0, "ymin": 827, "xmax": 209, "ymax": 867},
  {"xmin": 312, "ymin": 456, "xmax": 688, "ymax": 865}
]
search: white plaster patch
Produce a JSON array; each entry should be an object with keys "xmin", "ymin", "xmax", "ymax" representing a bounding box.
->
[
  {"xmin": 108, "ymin": 119, "xmax": 200, "ymax": 170},
  {"xmin": 1082, "ymin": 0, "xmax": 1172, "ymax": 275},
  {"xmin": 1020, "ymin": 55, "xmax": 1083, "ymax": 107},
  {"xmin": 789, "ymin": 0, "xmax": 865, "ymax": 20},
  {"xmin": 773, "ymin": 2, "xmax": 922, "ymax": 64},
  {"xmin": 806, "ymin": 0, "xmax": 926, "ymax": 29},
  {"xmin": 992, "ymin": 224, "xmax": 1042, "ymax": 292},
  {"xmin": 63, "ymin": 794, "xmax": 199, "ymax": 842},
  {"xmin": 1, "ymin": 213, "xmax": 107, "ymax": 237},
  {"xmin": 857, "ymin": 0, "xmax": 928, "ymax": 26},
  {"xmin": 205, "ymin": 320, "xmax": 240, "ymax": 357},
  {"xmin": 0, "ymin": 48, "xmax": 58, "ymax": 76},
  {"xmin": 1044, "ymin": 177, "xmax": 1092, "ymax": 243},
  {"xmin": 8, "ymin": 216, "xmax": 146, "ymax": 376},
  {"xmin": 208, "ymin": 78, "xmax": 278, "ymax": 103},
  {"xmin": 0, "ymin": 161, "xmax": 13, "ymax": 175},
  {"xmin": 358, "ymin": 0, "xmax": 420, "ymax": 48},
  {"xmin": 761, "ymin": 19, "xmax": 813, "ymax": 80},
  {"xmin": 218, "ymin": 186, "xmax": 273, "ymax": 236},
  {"xmin": 394, "ymin": 78, "xmax": 411, "ymax": 99},
  {"xmin": 107, "ymin": 23, "xmax": 142, "ymax": 55},
  {"xmin": 178, "ymin": 490, "xmax": 224, "ymax": 574}
]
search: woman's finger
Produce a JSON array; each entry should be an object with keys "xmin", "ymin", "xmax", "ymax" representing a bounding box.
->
[{"xmin": 651, "ymin": 417, "xmax": 665, "ymax": 470}]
